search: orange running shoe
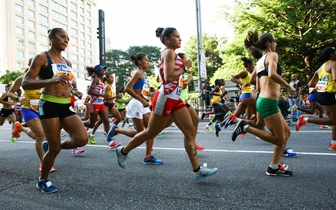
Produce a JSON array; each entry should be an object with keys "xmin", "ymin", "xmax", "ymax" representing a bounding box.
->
[
  {"xmin": 196, "ymin": 144, "xmax": 205, "ymax": 151},
  {"xmin": 12, "ymin": 122, "xmax": 22, "ymax": 138},
  {"xmin": 329, "ymin": 144, "xmax": 336, "ymax": 150}
]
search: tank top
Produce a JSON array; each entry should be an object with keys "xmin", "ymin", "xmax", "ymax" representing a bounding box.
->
[
  {"xmin": 316, "ymin": 60, "xmax": 336, "ymax": 93},
  {"xmin": 90, "ymin": 78, "xmax": 105, "ymax": 104},
  {"xmin": 105, "ymin": 82, "xmax": 114, "ymax": 98},
  {"xmin": 22, "ymin": 89, "xmax": 41, "ymax": 109},
  {"xmin": 132, "ymin": 70, "xmax": 149, "ymax": 99},
  {"xmin": 241, "ymin": 72, "xmax": 252, "ymax": 94},
  {"xmin": 212, "ymin": 88, "xmax": 222, "ymax": 105},
  {"xmin": 158, "ymin": 51, "xmax": 183, "ymax": 100}
]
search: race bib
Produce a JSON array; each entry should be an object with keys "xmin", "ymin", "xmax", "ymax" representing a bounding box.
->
[
  {"xmin": 315, "ymin": 81, "xmax": 327, "ymax": 92},
  {"xmin": 141, "ymin": 83, "xmax": 150, "ymax": 99},
  {"xmin": 30, "ymin": 99, "xmax": 39, "ymax": 113}
]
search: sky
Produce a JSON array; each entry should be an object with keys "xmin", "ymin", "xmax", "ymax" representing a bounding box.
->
[{"xmin": 95, "ymin": 0, "xmax": 235, "ymax": 51}]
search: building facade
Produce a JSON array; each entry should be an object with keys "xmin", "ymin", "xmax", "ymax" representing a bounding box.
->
[{"xmin": 0, "ymin": 0, "xmax": 98, "ymax": 86}]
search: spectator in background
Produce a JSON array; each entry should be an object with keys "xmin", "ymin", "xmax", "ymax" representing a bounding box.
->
[
  {"xmin": 288, "ymin": 74, "xmax": 302, "ymax": 122},
  {"xmin": 202, "ymin": 81, "xmax": 211, "ymax": 109}
]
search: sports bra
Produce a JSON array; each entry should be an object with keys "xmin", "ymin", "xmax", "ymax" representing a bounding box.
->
[{"xmin": 256, "ymin": 54, "xmax": 282, "ymax": 78}]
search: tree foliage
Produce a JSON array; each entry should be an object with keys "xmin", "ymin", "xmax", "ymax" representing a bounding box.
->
[
  {"xmin": 105, "ymin": 46, "xmax": 161, "ymax": 90},
  {"xmin": 183, "ymin": 34, "xmax": 224, "ymax": 81},
  {"xmin": 0, "ymin": 70, "xmax": 24, "ymax": 84},
  {"xmin": 220, "ymin": 0, "xmax": 336, "ymax": 83}
]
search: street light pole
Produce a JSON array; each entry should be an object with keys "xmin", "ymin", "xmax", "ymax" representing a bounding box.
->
[{"xmin": 196, "ymin": 0, "xmax": 204, "ymax": 116}]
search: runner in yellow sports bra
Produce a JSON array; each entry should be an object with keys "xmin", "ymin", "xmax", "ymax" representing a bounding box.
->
[{"xmin": 296, "ymin": 47, "xmax": 336, "ymax": 150}]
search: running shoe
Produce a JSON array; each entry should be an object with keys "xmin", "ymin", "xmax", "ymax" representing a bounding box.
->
[
  {"xmin": 170, "ymin": 123, "xmax": 176, "ymax": 127},
  {"xmin": 116, "ymin": 146, "xmax": 128, "ymax": 169},
  {"xmin": 194, "ymin": 165, "xmax": 218, "ymax": 181},
  {"xmin": 42, "ymin": 141, "xmax": 48, "ymax": 153},
  {"xmin": 201, "ymin": 113, "xmax": 206, "ymax": 120},
  {"xmin": 295, "ymin": 115, "xmax": 306, "ymax": 131},
  {"xmin": 266, "ymin": 164, "xmax": 293, "ymax": 177},
  {"xmin": 143, "ymin": 156, "xmax": 163, "ymax": 165},
  {"xmin": 36, "ymin": 178, "xmax": 58, "ymax": 193},
  {"xmin": 320, "ymin": 125, "xmax": 331, "ymax": 130},
  {"xmin": 11, "ymin": 136, "xmax": 16, "ymax": 143},
  {"xmin": 39, "ymin": 163, "xmax": 56, "ymax": 172},
  {"xmin": 223, "ymin": 110, "xmax": 232, "ymax": 120},
  {"xmin": 109, "ymin": 141, "xmax": 121, "ymax": 150},
  {"xmin": 329, "ymin": 144, "xmax": 336, "ymax": 150},
  {"xmin": 157, "ymin": 131, "xmax": 164, "ymax": 136},
  {"xmin": 204, "ymin": 125, "xmax": 212, "ymax": 131},
  {"xmin": 107, "ymin": 124, "xmax": 118, "ymax": 142},
  {"xmin": 282, "ymin": 148, "xmax": 297, "ymax": 157},
  {"xmin": 224, "ymin": 114, "xmax": 237, "ymax": 129},
  {"xmin": 72, "ymin": 147, "xmax": 85, "ymax": 155},
  {"xmin": 231, "ymin": 120, "xmax": 246, "ymax": 142},
  {"xmin": 214, "ymin": 123, "xmax": 221, "ymax": 137},
  {"xmin": 12, "ymin": 121, "xmax": 21, "ymax": 138},
  {"xmin": 290, "ymin": 104, "xmax": 297, "ymax": 112},
  {"xmin": 196, "ymin": 144, "xmax": 205, "ymax": 151},
  {"xmin": 89, "ymin": 134, "xmax": 96, "ymax": 144}
]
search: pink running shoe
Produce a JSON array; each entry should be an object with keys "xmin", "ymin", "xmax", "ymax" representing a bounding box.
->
[
  {"xmin": 196, "ymin": 144, "xmax": 205, "ymax": 151},
  {"xmin": 109, "ymin": 141, "xmax": 121, "ymax": 150},
  {"xmin": 72, "ymin": 147, "xmax": 85, "ymax": 155}
]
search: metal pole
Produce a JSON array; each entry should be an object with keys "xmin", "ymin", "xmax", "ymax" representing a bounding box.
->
[{"xmin": 195, "ymin": 0, "xmax": 204, "ymax": 116}]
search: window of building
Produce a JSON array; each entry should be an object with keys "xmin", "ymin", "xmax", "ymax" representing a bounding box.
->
[
  {"xmin": 80, "ymin": 56, "xmax": 85, "ymax": 62},
  {"xmin": 28, "ymin": 20, "xmax": 35, "ymax": 28},
  {"xmin": 15, "ymin": 4, "xmax": 23, "ymax": 13},
  {"xmin": 80, "ymin": 48, "xmax": 85, "ymax": 54},
  {"xmin": 87, "ymin": 34, "xmax": 91, "ymax": 41},
  {"xmin": 40, "ymin": 14, "xmax": 48, "ymax": 23},
  {"xmin": 87, "ymin": 51, "xmax": 91, "ymax": 56},
  {"xmin": 40, "ymin": 4, "xmax": 48, "ymax": 13},
  {"xmin": 41, "ymin": 0, "xmax": 48, "ymax": 3},
  {"xmin": 16, "ymin": 27, "xmax": 24, "ymax": 35},
  {"xmin": 29, "ymin": 52, "xmax": 35, "ymax": 58},
  {"xmin": 52, "ymin": 10, "xmax": 67, "ymax": 22},
  {"xmin": 28, "ymin": 31, "xmax": 35, "ymax": 38},
  {"xmin": 80, "ymin": 32, "xmax": 85, "ymax": 39},
  {"xmin": 16, "ymin": 39, "xmax": 24, "ymax": 46},
  {"xmin": 72, "ymin": 37, "xmax": 78, "ymax": 44},
  {"xmin": 71, "ymin": 55, "xmax": 78, "ymax": 60},
  {"xmin": 70, "ymin": 2, "xmax": 77, "ymax": 9},
  {"xmin": 80, "ymin": 15, "xmax": 84, "ymax": 22},
  {"xmin": 62, "ymin": 52, "xmax": 68, "ymax": 58},
  {"xmin": 87, "ymin": 19, "xmax": 91, "ymax": 25},
  {"xmin": 15, "ymin": 15, "xmax": 23, "ymax": 24},
  {"xmin": 40, "ymin": 35, "xmax": 48, "ymax": 43},
  {"xmin": 28, "ymin": 42, "xmax": 35, "ymax": 49},
  {"xmin": 27, "ymin": 0, "xmax": 35, "ymax": 7},
  {"xmin": 28, "ymin": 9, "xmax": 35, "ymax": 17},
  {"xmin": 40, "ymin": 45, "xmax": 48, "ymax": 51},
  {"xmin": 87, "ymin": 3, "xmax": 91, "ymax": 10},
  {"xmin": 71, "ymin": 19, "xmax": 77, "ymax": 26},
  {"xmin": 80, "ymin": 7, "xmax": 84, "ymax": 13},
  {"xmin": 40, "ymin": 24, "xmax": 48, "ymax": 33},
  {"xmin": 81, "ymin": 40, "xmax": 85, "ymax": 46},
  {"xmin": 71, "ymin": 10, "xmax": 77, "ymax": 18},
  {"xmin": 71, "ymin": 46, "xmax": 78, "ymax": 52},
  {"xmin": 79, "ymin": 23, "xmax": 84, "ymax": 30},
  {"xmin": 16, "ymin": 50, "xmax": 24, "ymax": 57},
  {"xmin": 59, "ymin": 0, "xmax": 67, "ymax": 4},
  {"xmin": 71, "ymin": 28, "xmax": 77, "ymax": 35},
  {"xmin": 17, "ymin": 61, "xmax": 24, "ymax": 69},
  {"xmin": 80, "ymin": 0, "xmax": 84, "ymax": 6},
  {"xmin": 52, "ymin": 20, "xmax": 67, "ymax": 30},
  {"xmin": 86, "ymin": 11, "xmax": 91, "ymax": 17},
  {"xmin": 72, "ymin": 63, "xmax": 78, "ymax": 69}
]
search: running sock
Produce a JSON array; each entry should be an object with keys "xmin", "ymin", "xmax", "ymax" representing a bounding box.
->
[
  {"xmin": 121, "ymin": 147, "xmax": 128, "ymax": 155},
  {"xmin": 193, "ymin": 166, "xmax": 201, "ymax": 172},
  {"xmin": 269, "ymin": 164, "xmax": 279, "ymax": 169},
  {"xmin": 331, "ymin": 140, "xmax": 336, "ymax": 145},
  {"xmin": 243, "ymin": 124, "xmax": 250, "ymax": 132},
  {"xmin": 304, "ymin": 117, "xmax": 309, "ymax": 123}
]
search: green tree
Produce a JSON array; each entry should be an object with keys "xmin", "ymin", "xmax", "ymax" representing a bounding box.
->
[
  {"xmin": 105, "ymin": 46, "xmax": 161, "ymax": 90},
  {"xmin": 221, "ymin": 0, "xmax": 336, "ymax": 82},
  {"xmin": 183, "ymin": 34, "xmax": 224, "ymax": 81},
  {"xmin": 0, "ymin": 70, "xmax": 24, "ymax": 84}
]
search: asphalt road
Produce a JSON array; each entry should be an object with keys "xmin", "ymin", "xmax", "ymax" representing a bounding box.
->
[{"xmin": 0, "ymin": 120, "xmax": 335, "ymax": 210}]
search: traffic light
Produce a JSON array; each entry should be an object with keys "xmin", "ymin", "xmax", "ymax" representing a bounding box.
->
[{"xmin": 97, "ymin": 27, "xmax": 100, "ymax": 39}]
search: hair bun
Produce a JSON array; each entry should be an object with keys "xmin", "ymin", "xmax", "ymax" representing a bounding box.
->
[{"xmin": 155, "ymin": 27, "xmax": 164, "ymax": 38}]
